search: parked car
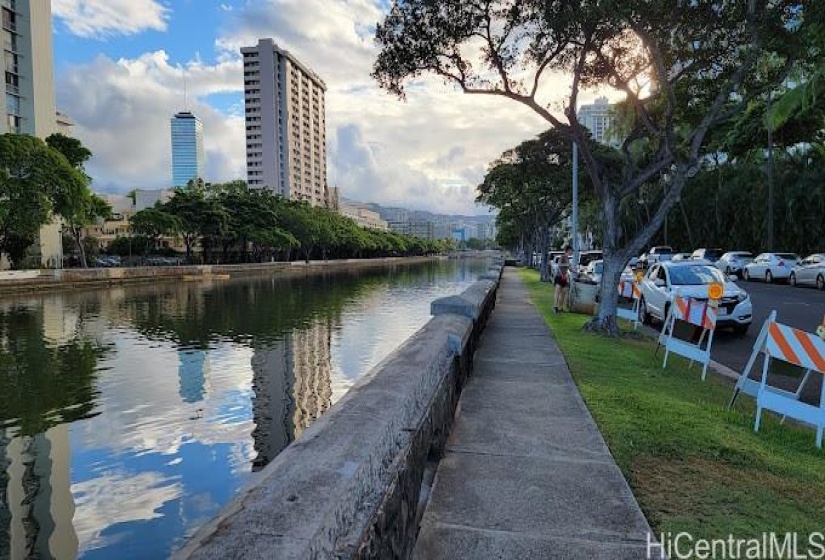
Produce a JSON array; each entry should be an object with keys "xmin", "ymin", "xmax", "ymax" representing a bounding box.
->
[
  {"xmin": 716, "ymin": 251, "xmax": 755, "ymax": 278},
  {"xmin": 583, "ymin": 259, "xmax": 604, "ymax": 284},
  {"xmin": 789, "ymin": 253, "xmax": 825, "ymax": 290},
  {"xmin": 671, "ymin": 253, "xmax": 693, "ymax": 262},
  {"xmin": 691, "ymin": 248, "xmax": 724, "ymax": 263},
  {"xmin": 94, "ymin": 256, "xmax": 122, "ymax": 268},
  {"xmin": 639, "ymin": 246, "xmax": 674, "ymax": 268},
  {"xmin": 639, "ymin": 261, "xmax": 752, "ymax": 334},
  {"xmin": 577, "ymin": 250, "xmax": 603, "ymax": 272},
  {"xmin": 742, "ymin": 253, "xmax": 801, "ymax": 283}
]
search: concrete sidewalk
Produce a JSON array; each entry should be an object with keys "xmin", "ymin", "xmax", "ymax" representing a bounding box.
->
[{"xmin": 412, "ymin": 269, "xmax": 653, "ymax": 559}]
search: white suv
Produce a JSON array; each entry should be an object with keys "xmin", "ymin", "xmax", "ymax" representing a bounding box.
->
[
  {"xmin": 639, "ymin": 261, "xmax": 752, "ymax": 334},
  {"xmin": 743, "ymin": 253, "xmax": 801, "ymax": 283}
]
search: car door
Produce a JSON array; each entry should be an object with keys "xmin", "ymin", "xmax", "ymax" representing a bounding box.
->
[
  {"xmin": 647, "ymin": 265, "xmax": 669, "ymax": 318},
  {"xmin": 641, "ymin": 265, "xmax": 659, "ymax": 311},
  {"xmin": 803, "ymin": 255, "xmax": 822, "ymax": 284},
  {"xmin": 798, "ymin": 257, "xmax": 813, "ymax": 283},
  {"xmin": 751, "ymin": 254, "xmax": 767, "ymax": 276}
]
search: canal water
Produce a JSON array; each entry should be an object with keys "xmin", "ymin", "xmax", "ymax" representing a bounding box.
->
[{"xmin": 0, "ymin": 258, "xmax": 489, "ymax": 560}]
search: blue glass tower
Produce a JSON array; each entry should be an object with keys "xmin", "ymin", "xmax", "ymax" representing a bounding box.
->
[{"xmin": 170, "ymin": 111, "xmax": 205, "ymax": 187}]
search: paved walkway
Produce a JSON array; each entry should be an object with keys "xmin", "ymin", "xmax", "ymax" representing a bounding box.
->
[{"xmin": 413, "ymin": 269, "xmax": 653, "ymax": 559}]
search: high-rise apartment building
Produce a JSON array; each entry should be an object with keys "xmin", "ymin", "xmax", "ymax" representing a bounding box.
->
[
  {"xmin": 242, "ymin": 39, "xmax": 328, "ymax": 207},
  {"xmin": 170, "ymin": 111, "xmax": 205, "ymax": 187},
  {"xmin": 577, "ymin": 96, "xmax": 617, "ymax": 146},
  {"xmin": 1, "ymin": 0, "xmax": 56, "ymax": 137}
]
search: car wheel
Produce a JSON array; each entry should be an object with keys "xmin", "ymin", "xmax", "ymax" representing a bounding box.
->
[
  {"xmin": 766, "ymin": 270, "xmax": 773, "ymax": 283},
  {"xmin": 639, "ymin": 297, "xmax": 650, "ymax": 325},
  {"xmin": 818, "ymin": 275, "xmax": 824, "ymax": 291},
  {"xmin": 733, "ymin": 324, "xmax": 749, "ymax": 336},
  {"xmin": 743, "ymin": 269, "xmax": 751, "ymax": 281},
  {"xmin": 789, "ymin": 272, "xmax": 797, "ymax": 287}
]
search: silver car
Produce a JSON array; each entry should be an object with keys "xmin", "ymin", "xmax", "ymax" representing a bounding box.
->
[
  {"xmin": 743, "ymin": 252, "xmax": 801, "ymax": 283},
  {"xmin": 789, "ymin": 253, "xmax": 825, "ymax": 290},
  {"xmin": 716, "ymin": 251, "xmax": 754, "ymax": 278}
]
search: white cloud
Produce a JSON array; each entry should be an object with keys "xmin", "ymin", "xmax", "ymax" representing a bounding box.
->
[
  {"xmin": 53, "ymin": 0, "xmax": 170, "ymax": 39},
  {"xmin": 57, "ymin": 0, "xmax": 597, "ymax": 214},
  {"xmin": 57, "ymin": 51, "xmax": 245, "ymax": 191}
]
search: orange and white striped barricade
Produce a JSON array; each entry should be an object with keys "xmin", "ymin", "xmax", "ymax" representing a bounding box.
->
[
  {"xmin": 729, "ymin": 311, "xmax": 825, "ymax": 447},
  {"xmin": 658, "ymin": 292, "xmax": 718, "ymax": 380},
  {"xmin": 616, "ymin": 280, "xmax": 641, "ymax": 329}
]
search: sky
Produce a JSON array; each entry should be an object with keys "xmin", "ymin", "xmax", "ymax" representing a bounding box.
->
[{"xmin": 50, "ymin": 0, "xmax": 601, "ymax": 215}]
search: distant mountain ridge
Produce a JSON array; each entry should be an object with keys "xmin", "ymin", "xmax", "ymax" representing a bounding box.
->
[{"xmin": 341, "ymin": 198, "xmax": 496, "ymax": 224}]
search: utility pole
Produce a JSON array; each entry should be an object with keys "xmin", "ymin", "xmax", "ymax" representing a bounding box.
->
[
  {"xmin": 572, "ymin": 141, "xmax": 579, "ymax": 275},
  {"xmin": 766, "ymin": 91, "xmax": 775, "ymax": 251}
]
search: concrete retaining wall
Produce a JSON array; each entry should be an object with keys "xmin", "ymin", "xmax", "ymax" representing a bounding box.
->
[
  {"xmin": 0, "ymin": 257, "xmax": 440, "ymax": 296},
  {"xmin": 176, "ymin": 269, "xmax": 501, "ymax": 560}
]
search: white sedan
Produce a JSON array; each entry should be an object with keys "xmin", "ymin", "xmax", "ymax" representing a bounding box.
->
[
  {"xmin": 742, "ymin": 252, "xmax": 801, "ymax": 283},
  {"xmin": 639, "ymin": 261, "xmax": 752, "ymax": 334},
  {"xmin": 789, "ymin": 253, "xmax": 825, "ymax": 290}
]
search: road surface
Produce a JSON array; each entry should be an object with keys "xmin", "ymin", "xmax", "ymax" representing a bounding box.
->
[
  {"xmin": 713, "ymin": 280, "xmax": 825, "ymax": 372},
  {"xmin": 711, "ymin": 280, "xmax": 825, "ymax": 403}
]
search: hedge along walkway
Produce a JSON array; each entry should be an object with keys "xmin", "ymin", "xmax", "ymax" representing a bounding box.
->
[
  {"xmin": 412, "ymin": 268, "xmax": 652, "ymax": 560},
  {"xmin": 519, "ymin": 268, "xmax": 825, "ymax": 540}
]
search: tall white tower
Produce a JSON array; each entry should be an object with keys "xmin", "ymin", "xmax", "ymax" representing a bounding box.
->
[{"xmin": 241, "ymin": 39, "xmax": 328, "ymax": 207}]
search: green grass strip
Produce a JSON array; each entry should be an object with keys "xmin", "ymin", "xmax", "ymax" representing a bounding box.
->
[{"xmin": 519, "ymin": 268, "xmax": 825, "ymax": 537}]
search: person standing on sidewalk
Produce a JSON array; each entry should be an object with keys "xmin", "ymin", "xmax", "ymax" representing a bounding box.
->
[{"xmin": 554, "ymin": 246, "xmax": 573, "ymax": 313}]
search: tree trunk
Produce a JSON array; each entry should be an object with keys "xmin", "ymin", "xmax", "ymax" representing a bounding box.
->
[
  {"xmin": 586, "ymin": 190, "xmax": 622, "ymax": 335},
  {"xmin": 539, "ymin": 226, "xmax": 551, "ymax": 282},
  {"xmin": 74, "ymin": 228, "xmax": 88, "ymax": 269}
]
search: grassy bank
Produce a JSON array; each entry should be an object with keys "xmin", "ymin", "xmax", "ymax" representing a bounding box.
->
[{"xmin": 519, "ymin": 268, "xmax": 825, "ymax": 537}]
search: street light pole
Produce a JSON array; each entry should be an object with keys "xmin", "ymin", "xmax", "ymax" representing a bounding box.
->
[{"xmin": 572, "ymin": 141, "xmax": 579, "ymax": 274}]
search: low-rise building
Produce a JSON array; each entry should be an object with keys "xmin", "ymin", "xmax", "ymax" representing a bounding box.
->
[
  {"xmin": 84, "ymin": 195, "xmax": 135, "ymax": 250},
  {"xmin": 338, "ymin": 201, "xmax": 388, "ymax": 231},
  {"xmin": 389, "ymin": 220, "xmax": 435, "ymax": 240}
]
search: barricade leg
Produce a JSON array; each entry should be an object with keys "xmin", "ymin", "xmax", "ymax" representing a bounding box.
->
[
  {"xmin": 728, "ymin": 317, "xmax": 772, "ymax": 410},
  {"xmin": 701, "ymin": 330, "xmax": 715, "ymax": 381},
  {"xmin": 817, "ymin": 380, "xmax": 825, "ymax": 449},
  {"xmin": 754, "ymin": 356, "xmax": 772, "ymax": 434}
]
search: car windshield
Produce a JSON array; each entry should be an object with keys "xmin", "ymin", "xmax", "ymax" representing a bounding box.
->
[
  {"xmin": 704, "ymin": 249, "xmax": 723, "ymax": 260},
  {"xmin": 668, "ymin": 265, "xmax": 725, "ymax": 286},
  {"xmin": 776, "ymin": 253, "xmax": 798, "ymax": 260},
  {"xmin": 733, "ymin": 252, "xmax": 754, "ymax": 259}
]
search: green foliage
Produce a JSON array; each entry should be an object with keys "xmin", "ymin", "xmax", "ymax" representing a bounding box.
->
[
  {"xmin": 143, "ymin": 182, "xmax": 447, "ymax": 264},
  {"xmin": 45, "ymin": 133, "xmax": 92, "ymax": 170},
  {"xmin": 130, "ymin": 206, "xmax": 182, "ymax": 254},
  {"xmin": 0, "ymin": 134, "xmax": 81, "ymax": 268},
  {"xmin": 522, "ymin": 269, "xmax": 825, "ymax": 536},
  {"xmin": 106, "ymin": 235, "xmax": 154, "ymax": 257},
  {"xmin": 163, "ymin": 185, "xmax": 228, "ymax": 261},
  {"xmin": 644, "ymin": 152, "xmax": 825, "ymax": 256}
]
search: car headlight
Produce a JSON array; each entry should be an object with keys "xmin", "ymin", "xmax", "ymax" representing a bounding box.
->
[{"xmin": 736, "ymin": 291, "xmax": 749, "ymax": 303}]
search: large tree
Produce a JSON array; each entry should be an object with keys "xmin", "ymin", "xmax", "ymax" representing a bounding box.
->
[
  {"xmin": 164, "ymin": 186, "xmax": 228, "ymax": 262},
  {"xmin": 0, "ymin": 135, "xmax": 80, "ymax": 268},
  {"xmin": 478, "ymin": 129, "xmax": 606, "ymax": 281},
  {"xmin": 373, "ymin": 0, "xmax": 798, "ymax": 333},
  {"xmin": 46, "ymin": 133, "xmax": 111, "ymax": 268},
  {"xmin": 129, "ymin": 206, "xmax": 182, "ymax": 255}
]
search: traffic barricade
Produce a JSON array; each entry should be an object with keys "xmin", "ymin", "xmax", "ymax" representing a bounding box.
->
[
  {"xmin": 657, "ymin": 291, "xmax": 718, "ymax": 380},
  {"xmin": 729, "ymin": 311, "xmax": 825, "ymax": 447},
  {"xmin": 616, "ymin": 280, "xmax": 641, "ymax": 329}
]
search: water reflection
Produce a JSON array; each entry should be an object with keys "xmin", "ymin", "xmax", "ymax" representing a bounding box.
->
[{"xmin": 0, "ymin": 259, "xmax": 490, "ymax": 559}]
